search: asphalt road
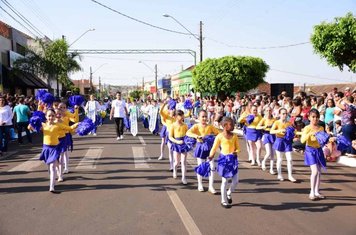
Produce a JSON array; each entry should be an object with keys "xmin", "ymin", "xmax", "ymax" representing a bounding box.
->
[{"xmin": 1, "ymin": 121, "xmax": 355, "ymax": 235}]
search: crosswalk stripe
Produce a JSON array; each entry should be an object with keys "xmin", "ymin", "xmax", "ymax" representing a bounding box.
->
[
  {"xmin": 132, "ymin": 147, "xmax": 150, "ymax": 168},
  {"xmin": 138, "ymin": 136, "xmax": 146, "ymax": 145},
  {"xmin": 8, "ymin": 154, "xmax": 41, "ymax": 172},
  {"xmin": 166, "ymin": 189, "xmax": 203, "ymax": 235},
  {"xmin": 75, "ymin": 147, "xmax": 104, "ymax": 170}
]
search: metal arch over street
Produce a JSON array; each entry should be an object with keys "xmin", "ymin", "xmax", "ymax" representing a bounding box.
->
[{"xmin": 68, "ymin": 49, "xmax": 197, "ymax": 65}]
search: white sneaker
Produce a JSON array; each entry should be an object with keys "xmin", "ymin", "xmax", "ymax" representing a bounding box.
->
[
  {"xmin": 269, "ymin": 170, "xmax": 276, "ymax": 175},
  {"xmin": 158, "ymin": 156, "xmax": 164, "ymax": 160},
  {"xmin": 173, "ymin": 171, "xmax": 177, "ymax": 179},
  {"xmin": 182, "ymin": 178, "xmax": 187, "ymax": 185},
  {"xmin": 256, "ymin": 160, "xmax": 261, "ymax": 166},
  {"xmin": 208, "ymin": 187, "xmax": 217, "ymax": 194},
  {"xmin": 198, "ymin": 185, "xmax": 204, "ymax": 192},
  {"xmin": 63, "ymin": 169, "xmax": 69, "ymax": 174},
  {"xmin": 58, "ymin": 177, "xmax": 64, "ymax": 182},
  {"xmin": 93, "ymin": 133, "xmax": 97, "ymax": 136},
  {"xmin": 120, "ymin": 135, "xmax": 124, "ymax": 139},
  {"xmin": 116, "ymin": 137, "xmax": 121, "ymax": 140},
  {"xmin": 261, "ymin": 160, "xmax": 266, "ymax": 171},
  {"xmin": 277, "ymin": 175, "xmax": 284, "ymax": 181}
]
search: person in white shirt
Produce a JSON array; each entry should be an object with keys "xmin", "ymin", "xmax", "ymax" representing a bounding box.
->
[
  {"xmin": 110, "ymin": 92, "xmax": 128, "ymax": 140},
  {"xmin": 85, "ymin": 95, "xmax": 100, "ymax": 136},
  {"xmin": 0, "ymin": 96, "xmax": 13, "ymax": 155}
]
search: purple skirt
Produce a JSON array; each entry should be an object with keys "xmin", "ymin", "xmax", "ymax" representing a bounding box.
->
[
  {"xmin": 217, "ymin": 153, "xmax": 239, "ymax": 178},
  {"xmin": 170, "ymin": 137, "xmax": 191, "ymax": 153},
  {"xmin": 194, "ymin": 142, "xmax": 211, "ymax": 159},
  {"xmin": 245, "ymin": 128, "xmax": 262, "ymax": 142},
  {"xmin": 160, "ymin": 125, "xmax": 167, "ymax": 138},
  {"xmin": 304, "ymin": 146, "xmax": 327, "ymax": 169},
  {"xmin": 273, "ymin": 137, "xmax": 292, "ymax": 152},
  {"xmin": 65, "ymin": 133, "xmax": 73, "ymax": 152},
  {"xmin": 40, "ymin": 144, "xmax": 61, "ymax": 165},
  {"xmin": 262, "ymin": 133, "xmax": 276, "ymax": 145},
  {"xmin": 58, "ymin": 137, "xmax": 67, "ymax": 153}
]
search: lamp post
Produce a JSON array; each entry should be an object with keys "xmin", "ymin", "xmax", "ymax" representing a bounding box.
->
[
  {"xmin": 163, "ymin": 14, "xmax": 203, "ymax": 62},
  {"xmin": 139, "ymin": 61, "xmax": 158, "ymax": 99},
  {"xmin": 69, "ymin": 28, "xmax": 95, "ymax": 47},
  {"xmin": 90, "ymin": 63, "xmax": 108, "ymax": 94}
]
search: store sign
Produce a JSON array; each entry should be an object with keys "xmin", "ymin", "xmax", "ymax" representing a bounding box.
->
[
  {"xmin": 9, "ymin": 50, "xmax": 24, "ymax": 68},
  {"xmin": 150, "ymin": 86, "xmax": 157, "ymax": 93}
]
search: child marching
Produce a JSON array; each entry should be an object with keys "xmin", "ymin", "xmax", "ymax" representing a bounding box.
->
[
  {"xmin": 270, "ymin": 108, "xmax": 297, "ymax": 182},
  {"xmin": 168, "ymin": 110, "xmax": 191, "ymax": 185},
  {"xmin": 301, "ymin": 109, "xmax": 328, "ymax": 200},
  {"xmin": 257, "ymin": 106, "xmax": 276, "ymax": 174},
  {"xmin": 208, "ymin": 117, "xmax": 240, "ymax": 208},
  {"xmin": 186, "ymin": 110, "xmax": 220, "ymax": 193}
]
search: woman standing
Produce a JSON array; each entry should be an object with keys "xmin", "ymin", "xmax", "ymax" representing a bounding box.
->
[
  {"xmin": 0, "ymin": 97, "xmax": 13, "ymax": 155},
  {"xmin": 324, "ymin": 99, "xmax": 335, "ymax": 126}
]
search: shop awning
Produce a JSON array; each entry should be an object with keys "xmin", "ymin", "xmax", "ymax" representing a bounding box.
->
[{"xmin": 2, "ymin": 66, "xmax": 48, "ymax": 88}]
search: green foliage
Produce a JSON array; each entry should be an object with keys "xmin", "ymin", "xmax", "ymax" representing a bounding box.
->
[
  {"xmin": 192, "ymin": 56, "xmax": 269, "ymax": 98},
  {"xmin": 14, "ymin": 38, "xmax": 81, "ymax": 89},
  {"xmin": 129, "ymin": 90, "xmax": 143, "ymax": 100},
  {"xmin": 310, "ymin": 12, "xmax": 356, "ymax": 73}
]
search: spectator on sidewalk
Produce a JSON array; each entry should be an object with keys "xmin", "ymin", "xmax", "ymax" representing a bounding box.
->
[
  {"xmin": 0, "ymin": 96, "xmax": 13, "ymax": 155},
  {"xmin": 13, "ymin": 97, "xmax": 32, "ymax": 144}
]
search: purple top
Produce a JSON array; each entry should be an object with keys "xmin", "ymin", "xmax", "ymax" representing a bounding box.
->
[{"xmin": 341, "ymin": 104, "xmax": 356, "ymax": 125}]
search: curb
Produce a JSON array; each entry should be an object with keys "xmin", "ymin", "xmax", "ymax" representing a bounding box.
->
[{"xmin": 337, "ymin": 155, "xmax": 356, "ymax": 168}]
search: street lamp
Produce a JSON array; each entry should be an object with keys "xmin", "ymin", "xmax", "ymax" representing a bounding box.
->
[
  {"xmin": 69, "ymin": 28, "xmax": 95, "ymax": 47},
  {"xmin": 163, "ymin": 14, "xmax": 203, "ymax": 62},
  {"xmin": 90, "ymin": 63, "xmax": 108, "ymax": 94},
  {"xmin": 139, "ymin": 61, "xmax": 158, "ymax": 99}
]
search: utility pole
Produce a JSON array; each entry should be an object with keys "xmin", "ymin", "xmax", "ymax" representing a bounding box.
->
[
  {"xmin": 90, "ymin": 66, "xmax": 93, "ymax": 94},
  {"xmin": 155, "ymin": 64, "xmax": 158, "ymax": 99},
  {"xmin": 99, "ymin": 76, "xmax": 101, "ymax": 99},
  {"xmin": 199, "ymin": 21, "xmax": 203, "ymax": 62},
  {"xmin": 142, "ymin": 77, "xmax": 144, "ymax": 90}
]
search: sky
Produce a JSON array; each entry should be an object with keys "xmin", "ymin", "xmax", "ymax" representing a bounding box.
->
[{"xmin": 1, "ymin": 0, "xmax": 355, "ymax": 87}]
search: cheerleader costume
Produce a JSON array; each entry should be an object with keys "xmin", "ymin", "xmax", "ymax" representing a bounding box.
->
[
  {"xmin": 257, "ymin": 117, "xmax": 276, "ymax": 174},
  {"xmin": 186, "ymin": 124, "xmax": 220, "ymax": 192}
]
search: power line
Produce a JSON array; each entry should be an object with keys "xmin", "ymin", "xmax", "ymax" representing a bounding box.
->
[
  {"xmin": 206, "ymin": 37, "xmax": 310, "ymax": 49},
  {"xmin": 90, "ymin": 0, "xmax": 192, "ymax": 36},
  {"xmin": 1, "ymin": 0, "xmax": 44, "ymax": 37},
  {"xmin": 90, "ymin": 0, "xmax": 310, "ymax": 50},
  {"xmin": 19, "ymin": 0, "xmax": 60, "ymax": 36},
  {"xmin": 0, "ymin": 5, "xmax": 38, "ymax": 38},
  {"xmin": 270, "ymin": 68, "xmax": 352, "ymax": 83}
]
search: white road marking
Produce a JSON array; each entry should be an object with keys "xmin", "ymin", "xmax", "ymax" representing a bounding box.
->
[
  {"xmin": 8, "ymin": 154, "xmax": 41, "ymax": 172},
  {"xmin": 138, "ymin": 136, "xmax": 146, "ymax": 145},
  {"xmin": 75, "ymin": 147, "xmax": 103, "ymax": 170},
  {"xmin": 166, "ymin": 189, "xmax": 202, "ymax": 235},
  {"xmin": 132, "ymin": 147, "xmax": 150, "ymax": 168}
]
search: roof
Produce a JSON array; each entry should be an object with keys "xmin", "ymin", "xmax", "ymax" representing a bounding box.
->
[{"xmin": 295, "ymin": 83, "xmax": 356, "ymax": 95}]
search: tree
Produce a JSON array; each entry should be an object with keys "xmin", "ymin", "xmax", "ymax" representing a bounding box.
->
[
  {"xmin": 310, "ymin": 12, "xmax": 356, "ymax": 73},
  {"xmin": 192, "ymin": 56, "xmax": 269, "ymax": 100},
  {"xmin": 14, "ymin": 38, "xmax": 81, "ymax": 95},
  {"xmin": 129, "ymin": 90, "xmax": 142, "ymax": 100}
]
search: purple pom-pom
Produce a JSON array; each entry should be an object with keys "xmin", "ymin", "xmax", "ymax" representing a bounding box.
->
[
  {"xmin": 32, "ymin": 111, "xmax": 46, "ymax": 123},
  {"xmin": 42, "ymin": 93, "xmax": 55, "ymax": 106},
  {"xmin": 69, "ymin": 95, "xmax": 84, "ymax": 107},
  {"xmin": 315, "ymin": 131, "xmax": 330, "ymax": 147},
  {"xmin": 194, "ymin": 161, "xmax": 211, "ymax": 177},
  {"xmin": 183, "ymin": 99, "xmax": 193, "ymax": 110},
  {"xmin": 246, "ymin": 114, "xmax": 255, "ymax": 125},
  {"xmin": 29, "ymin": 116, "xmax": 43, "ymax": 132},
  {"xmin": 167, "ymin": 99, "xmax": 176, "ymax": 110},
  {"xmin": 184, "ymin": 136, "xmax": 196, "ymax": 149},
  {"xmin": 336, "ymin": 136, "xmax": 351, "ymax": 152},
  {"xmin": 35, "ymin": 89, "xmax": 47, "ymax": 101},
  {"xmin": 284, "ymin": 126, "xmax": 295, "ymax": 142},
  {"xmin": 76, "ymin": 118, "xmax": 95, "ymax": 136}
]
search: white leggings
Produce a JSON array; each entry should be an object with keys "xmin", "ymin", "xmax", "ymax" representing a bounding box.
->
[
  {"xmin": 196, "ymin": 158, "xmax": 215, "ymax": 189},
  {"xmin": 310, "ymin": 164, "xmax": 321, "ymax": 196},
  {"xmin": 248, "ymin": 140, "xmax": 262, "ymax": 164},
  {"xmin": 62, "ymin": 150, "xmax": 69, "ymax": 171},
  {"xmin": 275, "ymin": 151, "xmax": 294, "ymax": 179},
  {"xmin": 173, "ymin": 152, "xmax": 187, "ymax": 180},
  {"xmin": 221, "ymin": 173, "xmax": 239, "ymax": 203},
  {"xmin": 167, "ymin": 142, "xmax": 174, "ymax": 170},
  {"xmin": 49, "ymin": 162, "xmax": 57, "ymax": 191},
  {"xmin": 262, "ymin": 143, "xmax": 275, "ymax": 171}
]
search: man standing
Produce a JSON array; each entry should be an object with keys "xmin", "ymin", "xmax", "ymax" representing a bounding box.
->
[
  {"xmin": 85, "ymin": 94, "xmax": 100, "ymax": 136},
  {"xmin": 13, "ymin": 97, "xmax": 32, "ymax": 144},
  {"xmin": 110, "ymin": 92, "xmax": 128, "ymax": 140}
]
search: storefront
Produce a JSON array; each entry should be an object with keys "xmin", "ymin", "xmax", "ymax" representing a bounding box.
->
[{"xmin": 157, "ymin": 77, "xmax": 171, "ymax": 99}]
